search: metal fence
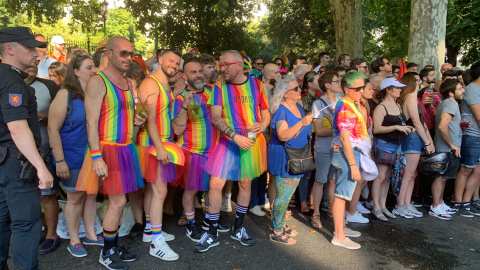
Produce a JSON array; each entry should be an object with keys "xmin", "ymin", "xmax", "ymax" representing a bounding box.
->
[{"xmin": 44, "ymin": 36, "xmax": 99, "ymax": 54}]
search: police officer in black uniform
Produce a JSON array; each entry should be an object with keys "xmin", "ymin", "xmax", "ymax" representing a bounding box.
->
[{"xmin": 0, "ymin": 27, "xmax": 54, "ymax": 270}]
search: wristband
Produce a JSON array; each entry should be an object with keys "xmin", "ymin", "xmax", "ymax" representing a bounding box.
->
[
  {"xmin": 425, "ymin": 143, "xmax": 431, "ymax": 147},
  {"xmin": 55, "ymin": 159, "xmax": 65, "ymax": 164},
  {"xmin": 91, "ymin": 150, "xmax": 102, "ymax": 161},
  {"xmin": 182, "ymin": 106, "xmax": 188, "ymax": 110}
]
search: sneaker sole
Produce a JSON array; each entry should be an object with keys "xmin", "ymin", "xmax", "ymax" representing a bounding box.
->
[
  {"xmin": 194, "ymin": 241, "xmax": 220, "ymax": 253},
  {"xmin": 249, "ymin": 210, "xmax": 266, "ymax": 217},
  {"xmin": 99, "ymin": 256, "xmax": 127, "ymax": 270},
  {"xmin": 83, "ymin": 241, "xmax": 104, "ymax": 246},
  {"xmin": 331, "ymin": 239, "xmax": 361, "ymax": 250},
  {"xmin": 428, "ymin": 211, "xmax": 452, "ymax": 220},
  {"xmin": 201, "ymin": 225, "xmax": 230, "ymax": 233},
  {"xmin": 68, "ymin": 246, "xmax": 87, "ymax": 258},
  {"xmin": 142, "ymin": 235, "xmax": 152, "ymax": 243},
  {"xmin": 149, "ymin": 249, "xmax": 179, "ymax": 261},
  {"xmin": 186, "ymin": 232, "xmax": 201, "ymax": 243},
  {"xmin": 392, "ymin": 211, "xmax": 414, "ymax": 219},
  {"xmin": 230, "ymin": 235, "xmax": 254, "ymax": 246},
  {"xmin": 345, "ymin": 218, "xmax": 369, "ymax": 224},
  {"xmin": 459, "ymin": 213, "xmax": 474, "ymax": 218}
]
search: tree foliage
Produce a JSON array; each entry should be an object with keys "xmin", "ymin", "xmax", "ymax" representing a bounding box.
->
[
  {"xmin": 68, "ymin": 0, "xmax": 102, "ymax": 37},
  {"xmin": 1, "ymin": 0, "xmax": 67, "ymax": 24}
]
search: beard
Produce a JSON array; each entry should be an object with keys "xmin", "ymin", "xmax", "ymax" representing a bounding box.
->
[
  {"xmin": 269, "ymin": 78, "xmax": 277, "ymax": 86},
  {"xmin": 161, "ymin": 64, "xmax": 177, "ymax": 79},
  {"xmin": 187, "ymin": 78, "xmax": 204, "ymax": 90}
]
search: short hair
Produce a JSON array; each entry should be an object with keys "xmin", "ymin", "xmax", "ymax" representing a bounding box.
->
[
  {"xmin": 419, "ymin": 68, "xmax": 434, "ymax": 80},
  {"xmin": 424, "ymin": 64, "xmax": 435, "ymax": 70},
  {"xmin": 442, "ymin": 69, "xmax": 458, "ymax": 80},
  {"xmin": 392, "ymin": 65, "xmax": 400, "ymax": 72},
  {"xmin": 439, "ymin": 78, "xmax": 461, "ymax": 99},
  {"xmin": 155, "ymin": 48, "xmax": 164, "ymax": 58},
  {"xmin": 350, "ymin": 58, "xmax": 366, "ymax": 69},
  {"xmin": 293, "ymin": 64, "xmax": 308, "ymax": 79},
  {"xmin": 319, "ymin": 70, "xmax": 337, "ymax": 92},
  {"xmin": 370, "ymin": 57, "xmax": 385, "ymax": 73},
  {"xmin": 254, "ymin": 57, "xmax": 263, "ymax": 63},
  {"xmin": 463, "ymin": 69, "xmax": 473, "ymax": 86},
  {"xmin": 162, "ymin": 49, "xmax": 182, "ymax": 58},
  {"xmin": 341, "ymin": 71, "xmax": 366, "ymax": 91},
  {"xmin": 92, "ymin": 49, "xmax": 106, "ymax": 68},
  {"xmin": 183, "ymin": 57, "xmax": 201, "ymax": 70},
  {"xmin": 337, "ymin": 54, "xmax": 349, "ymax": 65},
  {"xmin": 66, "ymin": 46, "xmax": 87, "ymax": 60},
  {"xmin": 126, "ymin": 61, "xmax": 146, "ymax": 89},
  {"xmin": 332, "ymin": 66, "xmax": 346, "ymax": 75},
  {"xmin": 105, "ymin": 36, "xmax": 130, "ymax": 50},
  {"xmin": 290, "ymin": 56, "xmax": 307, "ymax": 71},
  {"xmin": 406, "ymin": 62, "xmax": 418, "ymax": 69},
  {"xmin": 319, "ymin": 52, "xmax": 330, "ymax": 59},
  {"xmin": 198, "ymin": 53, "xmax": 215, "ymax": 66},
  {"xmin": 470, "ymin": 60, "xmax": 480, "ymax": 81}
]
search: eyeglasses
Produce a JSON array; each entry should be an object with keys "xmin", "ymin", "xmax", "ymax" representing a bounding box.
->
[
  {"xmin": 110, "ymin": 49, "xmax": 135, "ymax": 58},
  {"xmin": 219, "ymin": 62, "xmax": 241, "ymax": 70},
  {"xmin": 288, "ymin": 85, "xmax": 302, "ymax": 92},
  {"xmin": 330, "ymin": 80, "xmax": 340, "ymax": 84},
  {"xmin": 348, "ymin": 86, "xmax": 365, "ymax": 92},
  {"xmin": 255, "ymin": 62, "xmax": 264, "ymax": 66},
  {"xmin": 398, "ymin": 114, "xmax": 406, "ymax": 126}
]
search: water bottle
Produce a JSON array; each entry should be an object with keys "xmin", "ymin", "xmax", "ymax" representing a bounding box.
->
[{"xmin": 422, "ymin": 84, "xmax": 434, "ymax": 104}]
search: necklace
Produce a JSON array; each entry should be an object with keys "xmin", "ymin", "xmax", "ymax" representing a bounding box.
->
[{"xmin": 105, "ymin": 69, "xmax": 126, "ymax": 86}]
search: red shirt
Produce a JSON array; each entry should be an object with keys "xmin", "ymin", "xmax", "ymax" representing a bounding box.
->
[
  {"xmin": 47, "ymin": 51, "xmax": 65, "ymax": 63},
  {"xmin": 133, "ymin": 57, "xmax": 147, "ymax": 71}
]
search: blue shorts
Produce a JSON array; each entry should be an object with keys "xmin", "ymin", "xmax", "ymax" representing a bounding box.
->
[
  {"xmin": 460, "ymin": 135, "xmax": 480, "ymax": 168},
  {"xmin": 329, "ymin": 148, "xmax": 362, "ymax": 201},
  {"xmin": 41, "ymin": 159, "xmax": 60, "ymax": 196},
  {"xmin": 374, "ymin": 138, "xmax": 400, "ymax": 153},
  {"xmin": 60, "ymin": 169, "xmax": 81, "ymax": 192},
  {"xmin": 315, "ymin": 152, "xmax": 331, "ymax": 184},
  {"xmin": 401, "ymin": 131, "xmax": 424, "ymax": 154}
]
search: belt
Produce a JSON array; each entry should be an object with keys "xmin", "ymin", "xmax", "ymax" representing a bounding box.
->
[{"xmin": 3, "ymin": 147, "xmax": 26, "ymax": 161}]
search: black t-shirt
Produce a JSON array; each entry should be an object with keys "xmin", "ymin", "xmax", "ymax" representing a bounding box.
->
[
  {"xmin": 0, "ymin": 63, "xmax": 41, "ymax": 147},
  {"xmin": 368, "ymin": 99, "xmax": 378, "ymax": 117}
]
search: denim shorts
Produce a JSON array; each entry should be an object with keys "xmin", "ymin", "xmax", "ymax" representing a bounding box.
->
[
  {"xmin": 60, "ymin": 169, "xmax": 81, "ymax": 192},
  {"xmin": 401, "ymin": 131, "xmax": 424, "ymax": 154},
  {"xmin": 329, "ymin": 148, "xmax": 361, "ymax": 201},
  {"xmin": 41, "ymin": 159, "xmax": 60, "ymax": 196},
  {"xmin": 374, "ymin": 138, "xmax": 401, "ymax": 153},
  {"xmin": 460, "ymin": 135, "xmax": 480, "ymax": 168},
  {"xmin": 315, "ymin": 152, "xmax": 331, "ymax": 184}
]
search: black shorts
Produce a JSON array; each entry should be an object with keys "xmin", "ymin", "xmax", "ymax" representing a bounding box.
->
[{"xmin": 440, "ymin": 152, "xmax": 460, "ymax": 179}]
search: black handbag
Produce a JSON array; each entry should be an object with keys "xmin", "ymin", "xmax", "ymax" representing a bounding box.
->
[{"xmin": 282, "ymin": 136, "xmax": 316, "ymax": 175}]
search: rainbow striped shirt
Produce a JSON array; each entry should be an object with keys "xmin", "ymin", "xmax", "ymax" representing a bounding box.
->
[
  {"xmin": 97, "ymin": 71, "xmax": 134, "ymax": 144},
  {"xmin": 172, "ymin": 85, "xmax": 220, "ymax": 157},
  {"xmin": 207, "ymin": 77, "xmax": 268, "ymax": 137}
]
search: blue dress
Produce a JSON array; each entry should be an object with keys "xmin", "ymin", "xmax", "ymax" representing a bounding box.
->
[{"xmin": 267, "ymin": 103, "xmax": 313, "ymax": 178}]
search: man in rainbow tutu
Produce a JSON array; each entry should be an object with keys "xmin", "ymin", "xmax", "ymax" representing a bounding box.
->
[{"xmin": 194, "ymin": 50, "xmax": 271, "ymax": 252}]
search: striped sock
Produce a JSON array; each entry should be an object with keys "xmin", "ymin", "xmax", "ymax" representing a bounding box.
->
[
  {"xmin": 205, "ymin": 206, "xmax": 210, "ymax": 219},
  {"xmin": 102, "ymin": 229, "xmax": 117, "ymax": 255},
  {"xmin": 185, "ymin": 211, "xmax": 195, "ymax": 224},
  {"xmin": 234, "ymin": 205, "xmax": 248, "ymax": 230},
  {"xmin": 151, "ymin": 224, "xmax": 162, "ymax": 241},
  {"xmin": 145, "ymin": 214, "xmax": 151, "ymax": 230},
  {"xmin": 208, "ymin": 213, "xmax": 220, "ymax": 236}
]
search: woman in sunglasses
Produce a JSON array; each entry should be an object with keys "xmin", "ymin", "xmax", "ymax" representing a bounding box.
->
[
  {"xmin": 48, "ymin": 55, "xmax": 100, "ymax": 257},
  {"xmin": 267, "ymin": 74, "xmax": 313, "ymax": 245},
  {"xmin": 371, "ymin": 78, "xmax": 413, "ymax": 222}
]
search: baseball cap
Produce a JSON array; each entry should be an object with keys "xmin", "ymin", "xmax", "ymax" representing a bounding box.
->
[
  {"xmin": 0, "ymin": 27, "xmax": 47, "ymax": 48},
  {"xmin": 51, "ymin": 35, "xmax": 66, "ymax": 45},
  {"xmin": 380, "ymin": 77, "xmax": 406, "ymax": 90}
]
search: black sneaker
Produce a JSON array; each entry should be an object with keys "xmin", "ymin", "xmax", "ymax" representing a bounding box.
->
[
  {"xmin": 230, "ymin": 227, "xmax": 254, "ymax": 246},
  {"xmin": 99, "ymin": 248, "xmax": 128, "ymax": 270},
  {"xmin": 129, "ymin": 223, "xmax": 143, "ymax": 237},
  {"xmin": 202, "ymin": 219, "xmax": 230, "ymax": 232},
  {"xmin": 116, "ymin": 244, "xmax": 137, "ymax": 262},
  {"xmin": 456, "ymin": 205, "xmax": 474, "ymax": 218},
  {"xmin": 186, "ymin": 222, "xmax": 203, "ymax": 242},
  {"xmin": 467, "ymin": 205, "xmax": 480, "ymax": 216},
  {"xmin": 194, "ymin": 232, "xmax": 219, "ymax": 253}
]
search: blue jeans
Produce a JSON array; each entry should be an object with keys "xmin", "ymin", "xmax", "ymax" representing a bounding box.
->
[
  {"xmin": 249, "ymin": 172, "xmax": 267, "ymax": 208},
  {"xmin": 298, "ymin": 171, "xmax": 315, "ymax": 202}
]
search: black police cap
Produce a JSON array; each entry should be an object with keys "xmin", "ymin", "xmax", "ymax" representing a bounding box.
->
[{"xmin": 0, "ymin": 27, "xmax": 47, "ymax": 48}]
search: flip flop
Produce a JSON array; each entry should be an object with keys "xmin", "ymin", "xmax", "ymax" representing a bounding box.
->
[
  {"xmin": 270, "ymin": 232, "xmax": 296, "ymax": 245},
  {"xmin": 372, "ymin": 210, "xmax": 388, "ymax": 222}
]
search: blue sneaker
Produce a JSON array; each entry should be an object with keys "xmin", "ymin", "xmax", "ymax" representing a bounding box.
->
[
  {"xmin": 39, "ymin": 238, "xmax": 61, "ymax": 255},
  {"xmin": 68, "ymin": 243, "xmax": 88, "ymax": 258},
  {"xmin": 83, "ymin": 236, "xmax": 104, "ymax": 246}
]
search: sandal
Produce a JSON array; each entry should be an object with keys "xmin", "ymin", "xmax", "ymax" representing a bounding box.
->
[
  {"xmin": 283, "ymin": 225, "xmax": 299, "ymax": 236},
  {"xmin": 177, "ymin": 215, "xmax": 188, "ymax": 226},
  {"xmin": 311, "ymin": 214, "xmax": 322, "ymax": 228},
  {"xmin": 381, "ymin": 208, "xmax": 396, "ymax": 219},
  {"xmin": 372, "ymin": 210, "xmax": 388, "ymax": 222},
  {"xmin": 270, "ymin": 232, "xmax": 296, "ymax": 245}
]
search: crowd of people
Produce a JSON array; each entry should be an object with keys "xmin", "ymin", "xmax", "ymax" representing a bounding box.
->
[{"xmin": 1, "ymin": 27, "xmax": 480, "ymax": 270}]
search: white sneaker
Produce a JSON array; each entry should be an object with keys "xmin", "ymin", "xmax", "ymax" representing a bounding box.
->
[
  {"xmin": 143, "ymin": 230, "xmax": 175, "ymax": 243},
  {"xmin": 249, "ymin": 205, "xmax": 266, "ymax": 217},
  {"xmin": 364, "ymin": 200, "xmax": 374, "ymax": 209},
  {"xmin": 429, "ymin": 205, "xmax": 452, "ymax": 220},
  {"xmin": 441, "ymin": 201, "xmax": 457, "ymax": 214},
  {"xmin": 149, "ymin": 235, "xmax": 179, "ymax": 261},
  {"xmin": 356, "ymin": 202, "xmax": 371, "ymax": 214},
  {"xmin": 263, "ymin": 195, "xmax": 270, "ymax": 210},
  {"xmin": 345, "ymin": 211, "xmax": 369, "ymax": 224},
  {"xmin": 407, "ymin": 204, "xmax": 423, "ymax": 217},
  {"xmin": 221, "ymin": 199, "xmax": 232, "ymax": 212},
  {"xmin": 392, "ymin": 205, "xmax": 414, "ymax": 219}
]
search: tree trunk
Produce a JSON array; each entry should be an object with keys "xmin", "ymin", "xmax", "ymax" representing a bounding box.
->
[
  {"xmin": 328, "ymin": 0, "xmax": 362, "ymax": 59},
  {"xmin": 408, "ymin": 0, "xmax": 448, "ymax": 77}
]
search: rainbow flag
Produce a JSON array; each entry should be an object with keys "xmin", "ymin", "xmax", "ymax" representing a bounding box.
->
[
  {"xmin": 283, "ymin": 55, "xmax": 290, "ymax": 69},
  {"xmin": 240, "ymin": 51, "xmax": 252, "ymax": 69}
]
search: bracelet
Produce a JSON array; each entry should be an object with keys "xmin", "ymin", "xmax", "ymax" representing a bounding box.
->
[
  {"xmin": 55, "ymin": 159, "xmax": 65, "ymax": 164},
  {"xmin": 91, "ymin": 150, "xmax": 102, "ymax": 161},
  {"xmin": 349, "ymin": 163, "xmax": 356, "ymax": 167},
  {"xmin": 181, "ymin": 106, "xmax": 188, "ymax": 110},
  {"xmin": 425, "ymin": 143, "xmax": 431, "ymax": 147}
]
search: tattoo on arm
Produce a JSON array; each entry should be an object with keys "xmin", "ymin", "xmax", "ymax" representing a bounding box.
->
[
  {"xmin": 173, "ymin": 108, "xmax": 187, "ymax": 127},
  {"xmin": 212, "ymin": 114, "xmax": 237, "ymax": 139}
]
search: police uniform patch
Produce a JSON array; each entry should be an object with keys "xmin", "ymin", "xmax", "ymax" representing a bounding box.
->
[{"xmin": 9, "ymin": 94, "xmax": 22, "ymax": 107}]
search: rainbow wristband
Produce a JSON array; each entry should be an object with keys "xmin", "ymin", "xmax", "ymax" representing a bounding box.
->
[{"xmin": 91, "ymin": 150, "xmax": 102, "ymax": 161}]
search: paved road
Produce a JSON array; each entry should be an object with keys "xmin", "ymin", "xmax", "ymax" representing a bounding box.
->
[{"xmin": 7, "ymin": 198, "xmax": 480, "ymax": 270}]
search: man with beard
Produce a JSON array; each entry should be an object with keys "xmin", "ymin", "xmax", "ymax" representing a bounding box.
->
[
  {"xmin": 137, "ymin": 49, "xmax": 183, "ymax": 261},
  {"xmin": 337, "ymin": 54, "xmax": 350, "ymax": 68},
  {"xmin": 170, "ymin": 59, "xmax": 220, "ymax": 242},
  {"xmin": 350, "ymin": 58, "xmax": 368, "ymax": 74},
  {"xmin": 195, "ymin": 50, "xmax": 270, "ymax": 252},
  {"xmin": 430, "ymin": 79, "xmax": 464, "ymax": 220},
  {"xmin": 76, "ymin": 36, "xmax": 145, "ymax": 270},
  {"xmin": 263, "ymin": 63, "xmax": 281, "ymax": 99},
  {"xmin": 420, "ymin": 68, "xmax": 436, "ymax": 89}
]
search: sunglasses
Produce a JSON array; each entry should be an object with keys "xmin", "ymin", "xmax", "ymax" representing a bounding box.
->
[
  {"xmin": 306, "ymin": 71, "xmax": 317, "ymax": 82},
  {"xmin": 110, "ymin": 49, "xmax": 135, "ymax": 58},
  {"xmin": 276, "ymin": 62, "xmax": 282, "ymax": 66},
  {"xmin": 256, "ymin": 62, "xmax": 264, "ymax": 66},
  {"xmin": 288, "ymin": 85, "xmax": 302, "ymax": 92},
  {"xmin": 219, "ymin": 62, "xmax": 241, "ymax": 70},
  {"xmin": 348, "ymin": 86, "xmax": 365, "ymax": 92}
]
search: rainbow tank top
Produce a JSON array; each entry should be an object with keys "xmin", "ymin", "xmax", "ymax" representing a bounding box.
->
[
  {"xmin": 171, "ymin": 85, "xmax": 220, "ymax": 157},
  {"xmin": 97, "ymin": 71, "xmax": 134, "ymax": 144},
  {"xmin": 136, "ymin": 75, "xmax": 174, "ymax": 146}
]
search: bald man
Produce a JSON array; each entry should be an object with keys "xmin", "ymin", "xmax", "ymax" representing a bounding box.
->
[{"xmin": 263, "ymin": 63, "xmax": 281, "ymax": 95}]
